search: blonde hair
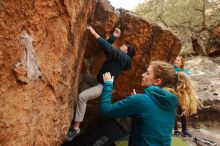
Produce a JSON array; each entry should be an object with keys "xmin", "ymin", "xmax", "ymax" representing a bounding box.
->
[
  {"xmin": 151, "ymin": 60, "xmax": 199, "ymax": 116},
  {"xmin": 166, "ymin": 72, "xmax": 198, "ymax": 116}
]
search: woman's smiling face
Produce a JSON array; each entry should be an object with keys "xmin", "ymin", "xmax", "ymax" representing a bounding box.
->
[{"xmin": 174, "ymin": 56, "xmax": 182, "ymax": 68}]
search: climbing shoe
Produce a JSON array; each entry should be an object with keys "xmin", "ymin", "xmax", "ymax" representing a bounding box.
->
[
  {"xmin": 174, "ymin": 130, "xmax": 181, "ymax": 137},
  {"xmin": 182, "ymin": 129, "xmax": 192, "ymax": 137},
  {"xmin": 65, "ymin": 128, "xmax": 80, "ymax": 142}
]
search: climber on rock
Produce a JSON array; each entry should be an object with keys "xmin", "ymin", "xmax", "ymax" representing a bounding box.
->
[{"xmin": 65, "ymin": 26, "xmax": 136, "ymax": 142}]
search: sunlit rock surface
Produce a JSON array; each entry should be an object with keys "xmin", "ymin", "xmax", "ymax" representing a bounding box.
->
[
  {"xmin": 0, "ymin": 0, "xmax": 181, "ymax": 145},
  {"xmin": 185, "ymin": 56, "xmax": 220, "ymax": 141}
]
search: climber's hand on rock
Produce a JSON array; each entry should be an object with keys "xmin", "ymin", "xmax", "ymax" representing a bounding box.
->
[
  {"xmin": 88, "ymin": 26, "xmax": 95, "ymax": 34},
  {"xmin": 88, "ymin": 26, "xmax": 100, "ymax": 39},
  {"xmin": 113, "ymin": 28, "xmax": 121, "ymax": 38}
]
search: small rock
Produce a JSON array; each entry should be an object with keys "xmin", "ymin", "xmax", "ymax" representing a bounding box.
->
[
  {"xmin": 13, "ymin": 61, "xmax": 29, "ymax": 83},
  {"xmin": 213, "ymin": 93, "xmax": 218, "ymax": 96}
]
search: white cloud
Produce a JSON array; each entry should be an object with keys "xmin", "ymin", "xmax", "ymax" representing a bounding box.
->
[{"xmin": 108, "ymin": 0, "xmax": 144, "ymax": 10}]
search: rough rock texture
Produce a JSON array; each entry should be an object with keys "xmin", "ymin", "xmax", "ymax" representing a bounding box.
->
[
  {"xmin": 0, "ymin": 0, "xmax": 95, "ymax": 145},
  {"xmin": 84, "ymin": 7, "xmax": 181, "ymax": 98},
  {"xmin": 207, "ymin": 26, "xmax": 220, "ymax": 57},
  {"xmin": 80, "ymin": 0, "xmax": 181, "ymax": 136},
  {"xmin": 181, "ymin": 128, "xmax": 220, "ymax": 146},
  {"xmin": 0, "ymin": 0, "xmax": 181, "ymax": 145},
  {"xmin": 185, "ymin": 56, "xmax": 220, "ymax": 138}
]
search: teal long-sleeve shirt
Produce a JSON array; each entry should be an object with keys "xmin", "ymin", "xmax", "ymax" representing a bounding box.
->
[
  {"xmin": 100, "ymin": 81, "xmax": 177, "ymax": 146},
  {"xmin": 173, "ymin": 65, "xmax": 190, "ymax": 76}
]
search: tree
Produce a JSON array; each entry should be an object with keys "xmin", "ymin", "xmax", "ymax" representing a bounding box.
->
[{"xmin": 134, "ymin": 0, "xmax": 220, "ymax": 56}]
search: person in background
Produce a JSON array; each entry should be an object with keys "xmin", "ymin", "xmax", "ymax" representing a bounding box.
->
[
  {"xmin": 173, "ymin": 56, "xmax": 190, "ymax": 75},
  {"xmin": 100, "ymin": 61, "xmax": 178, "ymax": 146},
  {"xmin": 172, "ymin": 56, "xmax": 197, "ymax": 137},
  {"xmin": 65, "ymin": 26, "xmax": 136, "ymax": 142}
]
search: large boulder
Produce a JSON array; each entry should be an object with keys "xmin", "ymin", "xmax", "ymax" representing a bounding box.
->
[
  {"xmin": 84, "ymin": 2, "xmax": 181, "ymax": 97},
  {"xmin": 79, "ymin": 0, "xmax": 182, "ymax": 139},
  {"xmin": 0, "ymin": 0, "xmax": 181, "ymax": 145},
  {"xmin": 0, "ymin": 0, "xmax": 96, "ymax": 145},
  {"xmin": 185, "ymin": 56, "xmax": 220, "ymax": 134}
]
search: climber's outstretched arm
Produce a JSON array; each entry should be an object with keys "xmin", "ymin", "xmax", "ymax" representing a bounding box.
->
[{"xmin": 88, "ymin": 26, "xmax": 100, "ymax": 39}]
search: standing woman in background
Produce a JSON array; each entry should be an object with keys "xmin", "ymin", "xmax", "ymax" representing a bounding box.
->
[
  {"xmin": 172, "ymin": 56, "xmax": 197, "ymax": 137},
  {"xmin": 173, "ymin": 56, "xmax": 190, "ymax": 76}
]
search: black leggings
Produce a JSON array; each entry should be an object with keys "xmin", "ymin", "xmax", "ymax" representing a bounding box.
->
[{"xmin": 174, "ymin": 105, "xmax": 187, "ymax": 131}]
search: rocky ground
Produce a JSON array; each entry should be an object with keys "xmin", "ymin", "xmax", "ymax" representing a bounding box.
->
[
  {"xmin": 181, "ymin": 56, "xmax": 220, "ymax": 146},
  {"xmin": 177, "ymin": 128, "xmax": 220, "ymax": 146}
]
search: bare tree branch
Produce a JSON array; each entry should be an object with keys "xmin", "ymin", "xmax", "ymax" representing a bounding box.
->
[
  {"xmin": 201, "ymin": 0, "xmax": 206, "ymax": 27},
  {"xmin": 158, "ymin": 14, "xmax": 168, "ymax": 27},
  {"xmin": 194, "ymin": 8, "xmax": 203, "ymax": 12}
]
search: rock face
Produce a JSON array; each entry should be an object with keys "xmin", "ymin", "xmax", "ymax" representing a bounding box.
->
[
  {"xmin": 84, "ymin": 3, "xmax": 181, "ymax": 97},
  {"xmin": 0, "ymin": 0, "xmax": 96, "ymax": 145},
  {"xmin": 0, "ymin": 0, "xmax": 181, "ymax": 145},
  {"xmin": 207, "ymin": 26, "xmax": 220, "ymax": 57},
  {"xmin": 185, "ymin": 56, "xmax": 220, "ymax": 136}
]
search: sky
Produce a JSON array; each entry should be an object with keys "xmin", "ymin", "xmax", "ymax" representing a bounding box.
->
[{"xmin": 108, "ymin": 0, "xmax": 144, "ymax": 10}]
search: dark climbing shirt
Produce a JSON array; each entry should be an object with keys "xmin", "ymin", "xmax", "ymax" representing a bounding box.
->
[{"xmin": 96, "ymin": 35, "xmax": 131, "ymax": 84}]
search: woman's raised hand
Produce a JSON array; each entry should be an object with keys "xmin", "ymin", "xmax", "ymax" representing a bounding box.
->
[{"xmin": 103, "ymin": 72, "xmax": 114, "ymax": 82}]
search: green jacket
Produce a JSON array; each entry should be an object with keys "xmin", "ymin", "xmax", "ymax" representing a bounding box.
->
[
  {"xmin": 173, "ymin": 65, "xmax": 190, "ymax": 76},
  {"xmin": 100, "ymin": 81, "xmax": 177, "ymax": 146}
]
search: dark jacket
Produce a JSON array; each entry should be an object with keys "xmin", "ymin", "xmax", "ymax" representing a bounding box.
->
[
  {"xmin": 96, "ymin": 35, "xmax": 131, "ymax": 84},
  {"xmin": 100, "ymin": 81, "xmax": 177, "ymax": 146}
]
